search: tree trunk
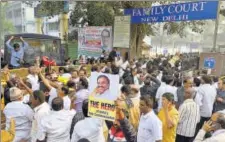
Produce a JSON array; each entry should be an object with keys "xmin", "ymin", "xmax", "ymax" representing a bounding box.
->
[{"xmin": 129, "ymin": 24, "xmax": 145, "ymax": 59}]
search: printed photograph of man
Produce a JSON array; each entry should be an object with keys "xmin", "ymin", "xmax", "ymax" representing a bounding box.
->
[
  {"xmin": 90, "ymin": 75, "xmax": 116, "ymax": 101},
  {"xmin": 101, "ymin": 29, "xmax": 111, "ymax": 52}
]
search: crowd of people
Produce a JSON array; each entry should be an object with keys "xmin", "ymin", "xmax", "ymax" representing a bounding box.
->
[{"xmin": 1, "ymin": 49, "xmax": 225, "ymax": 142}]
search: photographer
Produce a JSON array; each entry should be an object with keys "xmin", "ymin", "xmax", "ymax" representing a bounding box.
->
[{"xmin": 6, "ymin": 36, "xmax": 28, "ymax": 68}]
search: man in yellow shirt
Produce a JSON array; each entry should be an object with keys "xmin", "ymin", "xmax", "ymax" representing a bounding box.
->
[
  {"xmin": 1, "ymin": 118, "xmax": 15, "ymax": 142},
  {"xmin": 158, "ymin": 93, "xmax": 179, "ymax": 142}
]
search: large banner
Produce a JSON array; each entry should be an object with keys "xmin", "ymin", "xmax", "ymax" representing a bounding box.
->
[
  {"xmin": 78, "ymin": 27, "xmax": 112, "ymax": 57},
  {"xmin": 124, "ymin": 1, "xmax": 218, "ymax": 24},
  {"xmin": 113, "ymin": 16, "xmax": 131, "ymax": 48}
]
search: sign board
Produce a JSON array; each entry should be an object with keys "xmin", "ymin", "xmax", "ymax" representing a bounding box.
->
[
  {"xmin": 88, "ymin": 96, "xmax": 116, "ymax": 121},
  {"xmin": 78, "ymin": 27, "xmax": 112, "ymax": 57},
  {"xmin": 113, "ymin": 16, "xmax": 131, "ymax": 48},
  {"xmin": 204, "ymin": 57, "xmax": 216, "ymax": 69},
  {"xmin": 124, "ymin": 1, "xmax": 218, "ymax": 24}
]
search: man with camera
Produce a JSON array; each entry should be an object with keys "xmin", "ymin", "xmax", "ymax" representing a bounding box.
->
[{"xmin": 6, "ymin": 36, "xmax": 28, "ymax": 68}]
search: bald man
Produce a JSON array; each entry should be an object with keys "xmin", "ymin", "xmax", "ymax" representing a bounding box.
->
[
  {"xmin": 194, "ymin": 112, "xmax": 225, "ymax": 142},
  {"xmin": 176, "ymin": 88, "xmax": 200, "ymax": 142}
]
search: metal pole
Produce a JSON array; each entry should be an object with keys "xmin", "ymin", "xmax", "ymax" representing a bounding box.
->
[{"xmin": 212, "ymin": 0, "xmax": 221, "ymax": 52}]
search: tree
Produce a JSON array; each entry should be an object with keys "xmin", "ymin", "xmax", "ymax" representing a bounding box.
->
[{"xmin": 0, "ymin": 3, "xmax": 15, "ymax": 47}]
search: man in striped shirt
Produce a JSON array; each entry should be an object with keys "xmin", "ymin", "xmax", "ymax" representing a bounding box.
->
[{"xmin": 176, "ymin": 88, "xmax": 200, "ymax": 142}]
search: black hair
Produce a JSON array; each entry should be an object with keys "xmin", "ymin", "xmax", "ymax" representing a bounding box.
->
[
  {"xmin": 65, "ymin": 58, "xmax": 71, "ymax": 63},
  {"xmin": 202, "ymin": 75, "xmax": 212, "ymax": 84},
  {"xmin": 213, "ymin": 76, "xmax": 219, "ymax": 83},
  {"xmin": 121, "ymin": 85, "xmax": 131, "ymax": 96},
  {"xmin": 164, "ymin": 75, "xmax": 174, "ymax": 85},
  {"xmin": 140, "ymin": 95, "xmax": 153, "ymax": 108},
  {"xmin": 162, "ymin": 92, "xmax": 174, "ymax": 103},
  {"xmin": 111, "ymin": 65, "xmax": 119, "ymax": 75},
  {"xmin": 33, "ymin": 90, "xmax": 45, "ymax": 103},
  {"xmin": 124, "ymin": 76, "xmax": 133, "ymax": 85},
  {"xmin": 173, "ymin": 78, "xmax": 182, "ymax": 87},
  {"xmin": 144, "ymin": 76, "xmax": 151, "ymax": 86},
  {"xmin": 193, "ymin": 77, "xmax": 201, "ymax": 87},
  {"xmin": 61, "ymin": 87, "xmax": 69, "ymax": 95},
  {"xmin": 104, "ymin": 68, "xmax": 110, "ymax": 73},
  {"xmin": 91, "ymin": 65, "xmax": 98, "ymax": 72},
  {"xmin": 67, "ymin": 80, "xmax": 76, "ymax": 88},
  {"xmin": 59, "ymin": 67, "xmax": 66, "ymax": 73},
  {"xmin": 52, "ymin": 97, "xmax": 64, "ymax": 111},
  {"xmin": 1, "ymin": 61, "xmax": 8, "ymax": 69},
  {"xmin": 79, "ymin": 77, "xmax": 89, "ymax": 89},
  {"xmin": 78, "ymin": 138, "xmax": 90, "ymax": 142},
  {"xmin": 13, "ymin": 43, "xmax": 20, "ymax": 48},
  {"xmin": 97, "ymin": 75, "xmax": 110, "ymax": 85},
  {"xmin": 82, "ymin": 99, "xmax": 89, "ymax": 117}
]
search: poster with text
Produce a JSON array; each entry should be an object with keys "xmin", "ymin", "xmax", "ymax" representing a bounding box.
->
[
  {"xmin": 78, "ymin": 26, "xmax": 112, "ymax": 57},
  {"xmin": 113, "ymin": 16, "xmax": 131, "ymax": 48},
  {"xmin": 88, "ymin": 96, "xmax": 116, "ymax": 121}
]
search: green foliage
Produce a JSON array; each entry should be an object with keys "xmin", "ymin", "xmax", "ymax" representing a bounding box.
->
[
  {"xmin": 37, "ymin": 1, "xmax": 65, "ymax": 17},
  {"xmin": 0, "ymin": 3, "xmax": 15, "ymax": 46}
]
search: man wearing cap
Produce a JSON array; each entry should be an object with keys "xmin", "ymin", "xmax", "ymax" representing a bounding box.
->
[
  {"xmin": 6, "ymin": 36, "xmax": 28, "ymax": 68},
  {"xmin": 3, "ymin": 87, "xmax": 34, "ymax": 142}
]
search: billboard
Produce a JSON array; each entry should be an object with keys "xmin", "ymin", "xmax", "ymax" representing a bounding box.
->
[
  {"xmin": 113, "ymin": 16, "xmax": 131, "ymax": 48},
  {"xmin": 124, "ymin": 1, "xmax": 218, "ymax": 24},
  {"xmin": 78, "ymin": 26, "xmax": 112, "ymax": 57}
]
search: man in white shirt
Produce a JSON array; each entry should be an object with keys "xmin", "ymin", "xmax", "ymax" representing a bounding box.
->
[
  {"xmin": 71, "ymin": 99, "xmax": 105, "ymax": 142},
  {"xmin": 27, "ymin": 66, "xmax": 40, "ymax": 91},
  {"xmin": 137, "ymin": 95, "xmax": 162, "ymax": 142},
  {"xmin": 30, "ymin": 90, "xmax": 50, "ymax": 142},
  {"xmin": 176, "ymin": 88, "xmax": 200, "ymax": 142},
  {"xmin": 4, "ymin": 87, "xmax": 34, "ymax": 142},
  {"xmin": 156, "ymin": 75, "xmax": 177, "ymax": 111},
  {"xmin": 194, "ymin": 112, "xmax": 225, "ymax": 142},
  {"xmin": 194, "ymin": 75, "xmax": 217, "ymax": 135},
  {"xmin": 37, "ymin": 97, "xmax": 75, "ymax": 142}
]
